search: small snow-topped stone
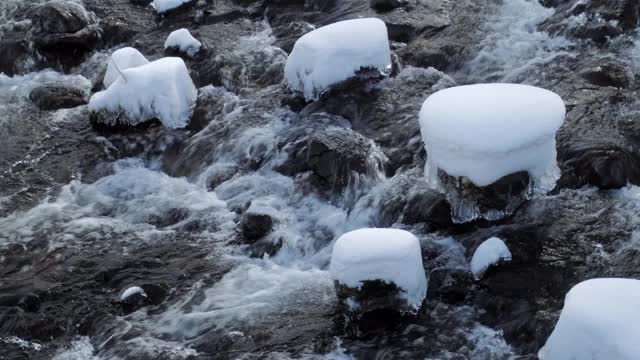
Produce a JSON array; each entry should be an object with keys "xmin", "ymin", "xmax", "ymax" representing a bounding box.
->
[
  {"xmin": 164, "ymin": 28, "xmax": 202, "ymax": 57},
  {"xmin": 152, "ymin": 0, "xmax": 193, "ymax": 14},
  {"xmin": 104, "ymin": 47, "xmax": 149, "ymax": 89},
  {"xmin": 470, "ymin": 237, "xmax": 512, "ymax": 280},
  {"xmin": 89, "ymin": 57, "xmax": 198, "ymax": 129},
  {"xmin": 284, "ymin": 18, "xmax": 391, "ymax": 100},
  {"xmin": 120, "ymin": 286, "xmax": 146, "ymax": 301},
  {"xmin": 329, "ymin": 228, "xmax": 427, "ymax": 309},
  {"xmin": 419, "ymin": 83, "xmax": 566, "ymax": 187},
  {"xmin": 539, "ymin": 278, "xmax": 640, "ymax": 360}
]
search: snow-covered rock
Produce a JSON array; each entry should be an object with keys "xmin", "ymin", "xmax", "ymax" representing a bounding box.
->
[
  {"xmin": 470, "ymin": 237, "xmax": 512, "ymax": 280},
  {"xmin": 539, "ymin": 278, "xmax": 640, "ymax": 360},
  {"xmin": 152, "ymin": 0, "xmax": 193, "ymax": 14},
  {"xmin": 89, "ymin": 57, "xmax": 198, "ymax": 129},
  {"xmin": 419, "ymin": 83, "xmax": 566, "ymax": 187},
  {"xmin": 103, "ymin": 47, "xmax": 149, "ymax": 89},
  {"xmin": 284, "ymin": 18, "xmax": 391, "ymax": 100},
  {"xmin": 164, "ymin": 28, "xmax": 202, "ymax": 57},
  {"xmin": 329, "ymin": 228, "xmax": 427, "ymax": 312},
  {"xmin": 120, "ymin": 286, "xmax": 146, "ymax": 301}
]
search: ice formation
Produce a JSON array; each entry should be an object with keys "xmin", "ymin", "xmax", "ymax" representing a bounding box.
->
[
  {"xmin": 329, "ymin": 228, "xmax": 427, "ymax": 309},
  {"xmin": 419, "ymin": 83, "xmax": 566, "ymax": 187},
  {"xmin": 152, "ymin": 0, "xmax": 192, "ymax": 14},
  {"xmin": 470, "ymin": 237, "xmax": 512, "ymax": 280},
  {"xmin": 539, "ymin": 278, "xmax": 640, "ymax": 360},
  {"xmin": 89, "ymin": 57, "xmax": 198, "ymax": 128},
  {"xmin": 103, "ymin": 47, "xmax": 149, "ymax": 89},
  {"xmin": 164, "ymin": 28, "xmax": 202, "ymax": 57},
  {"xmin": 284, "ymin": 18, "xmax": 391, "ymax": 100}
]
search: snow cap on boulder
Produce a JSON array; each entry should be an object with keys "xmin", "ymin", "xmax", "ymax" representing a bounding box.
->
[{"xmin": 285, "ymin": 18, "xmax": 392, "ymax": 100}]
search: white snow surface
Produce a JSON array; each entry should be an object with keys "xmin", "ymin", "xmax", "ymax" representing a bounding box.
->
[
  {"xmin": 120, "ymin": 286, "xmax": 146, "ymax": 301},
  {"xmin": 89, "ymin": 57, "xmax": 198, "ymax": 129},
  {"xmin": 329, "ymin": 228, "xmax": 427, "ymax": 309},
  {"xmin": 539, "ymin": 278, "xmax": 640, "ymax": 360},
  {"xmin": 152, "ymin": 0, "xmax": 192, "ymax": 14},
  {"xmin": 103, "ymin": 47, "xmax": 149, "ymax": 89},
  {"xmin": 164, "ymin": 28, "xmax": 202, "ymax": 57},
  {"xmin": 470, "ymin": 237, "xmax": 512, "ymax": 280},
  {"xmin": 284, "ymin": 18, "xmax": 391, "ymax": 100},
  {"xmin": 419, "ymin": 83, "xmax": 566, "ymax": 187}
]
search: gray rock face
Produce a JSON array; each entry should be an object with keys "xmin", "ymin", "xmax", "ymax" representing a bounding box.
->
[
  {"xmin": 29, "ymin": 84, "xmax": 88, "ymax": 110},
  {"xmin": 277, "ymin": 125, "xmax": 383, "ymax": 189},
  {"xmin": 540, "ymin": 0, "xmax": 639, "ymax": 42},
  {"xmin": 31, "ymin": 1, "xmax": 102, "ymax": 69},
  {"xmin": 241, "ymin": 211, "xmax": 274, "ymax": 242}
]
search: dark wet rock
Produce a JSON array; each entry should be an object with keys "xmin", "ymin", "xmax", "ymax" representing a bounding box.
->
[
  {"xmin": 130, "ymin": 0, "xmax": 153, "ymax": 5},
  {"xmin": 541, "ymin": 0, "xmax": 639, "ymax": 41},
  {"xmin": 370, "ymin": 0, "xmax": 408, "ymax": 11},
  {"xmin": 557, "ymin": 142, "xmax": 640, "ymax": 189},
  {"xmin": 29, "ymin": 84, "xmax": 88, "ymax": 110},
  {"xmin": 118, "ymin": 283, "xmax": 168, "ymax": 313},
  {"xmin": 248, "ymin": 236, "xmax": 283, "ymax": 258},
  {"xmin": 428, "ymin": 268, "xmax": 473, "ymax": 305},
  {"xmin": 271, "ymin": 21, "xmax": 315, "ymax": 53},
  {"xmin": 30, "ymin": 0, "xmax": 103, "ymax": 68},
  {"xmin": 335, "ymin": 280, "xmax": 419, "ymax": 319},
  {"xmin": 432, "ymin": 169, "xmax": 531, "ymax": 223},
  {"xmin": 377, "ymin": 170, "xmax": 452, "ymax": 229},
  {"xmin": 399, "ymin": 0, "xmax": 490, "ymax": 71},
  {"xmin": 276, "ymin": 125, "xmax": 380, "ymax": 189},
  {"xmin": 83, "ymin": 0, "xmax": 156, "ymax": 47},
  {"xmin": 241, "ymin": 211, "xmax": 274, "ymax": 242},
  {"xmin": 579, "ymin": 63, "xmax": 632, "ymax": 88},
  {"xmin": 0, "ymin": 293, "xmax": 41, "ymax": 313},
  {"xmin": 0, "ymin": 36, "xmax": 31, "ymax": 77}
]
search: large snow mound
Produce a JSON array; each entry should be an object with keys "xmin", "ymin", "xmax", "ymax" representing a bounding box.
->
[
  {"xmin": 470, "ymin": 237, "xmax": 512, "ymax": 280},
  {"xmin": 284, "ymin": 18, "xmax": 391, "ymax": 100},
  {"xmin": 539, "ymin": 278, "xmax": 640, "ymax": 360},
  {"xmin": 164, "ymin": 28, "xmax": 201, "ymax": 57},
  {"xmin": 152, "ymin": 0, "xmax": 192, "ymax": 14},
  {"xmin": 103, "ymin": 47, "xmax": 149, "ymax": 89},
  {"xmin": 419, "ymin": 83, "xmax": 566, "ymax": 187},
  {"xmin": 329, "ymin": 228, "xmax": 427, "ymax": 309},
  {"xmin": 89, "ymin": 57, "xmax": 197, "ymax": 129}
]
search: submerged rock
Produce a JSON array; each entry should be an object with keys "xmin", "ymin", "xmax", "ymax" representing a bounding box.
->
[{"xmin": 29, "ymin": 84, "xmax": 88, "ymax": 110}]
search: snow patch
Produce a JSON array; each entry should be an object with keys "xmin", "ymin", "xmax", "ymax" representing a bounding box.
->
[
  {"xmin": 164, "ymin": 28, "xmax": 202, "ymax": 57},
  {"xmin": 284, "ymin": 18, "xmax": 391, "ymax": 100},
  {"xmin": 329, "ymin": 228, "xmax": 427, "ymax": 309},
  {"xmin": 539, "ymin": 278, "xmax": 640, "ymax": 360},
  {"xmin": 89, "ymin": 57, "xmax": 198, "ymax": 128},
  {"xmin": 152, "ymin": 0, "xmax": 192, "ymax": 14},
  {"xmin": 419, "ymin": 83, "xmax": 565, "ymax": 187},
  {"xmin": 103, "ymin": 47, "xmax": 149, "ymax": 89},
  {"xmin": 470, "ymin": 237, "xmax": 512, "ymax": 280},
  {"xmin": 120, "ymin": 286, "xmax": 147, "ymax": 301}
]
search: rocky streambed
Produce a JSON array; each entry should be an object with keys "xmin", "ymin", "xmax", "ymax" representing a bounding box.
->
[{"xmin": 0, "ymin": 0, "xmax": 639, "ymax": 359}]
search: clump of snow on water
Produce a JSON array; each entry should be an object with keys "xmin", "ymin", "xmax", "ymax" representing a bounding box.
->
[
  {"xmin": 464, "ymin": 0, "xmax": 572, "ymax": 82},
  {"xmin": 152, "ymin": 0, "xmax": 192, "ymax": 14},
  {"xmin": 120, "ymin": 286, "xmax": 146, "ymax": 301},
  {"xmin": 329, "ymin": 228, "xmax": 427, "ymax": 310},
  {"xmin": 89, "ymin": 57, "xmax": 197, "ymax": 129},
  {"xmin": 285, "ymin": 18, "xmax": 391, "ymax": 100},
  {"xmin": 0, "ymin": 158, "xmax": 235, "ymax": 248},
  {"xmin": 470, "ymin": 237, "xmax": 512, "ymax": 280},
  {"xmin": 539, "ymin": 278, "xmax": 640, "ymax": 360},
  {"xmin": 164, "ymin": 28, "xmax": 202, "ymax": 57},
  {"xmin": 103, "ymin": 47, "xmax": 149, "ymax": 88},
  {"xmin": 419, "ymin": 83, "xmax": 565, "ymax": 188}
]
